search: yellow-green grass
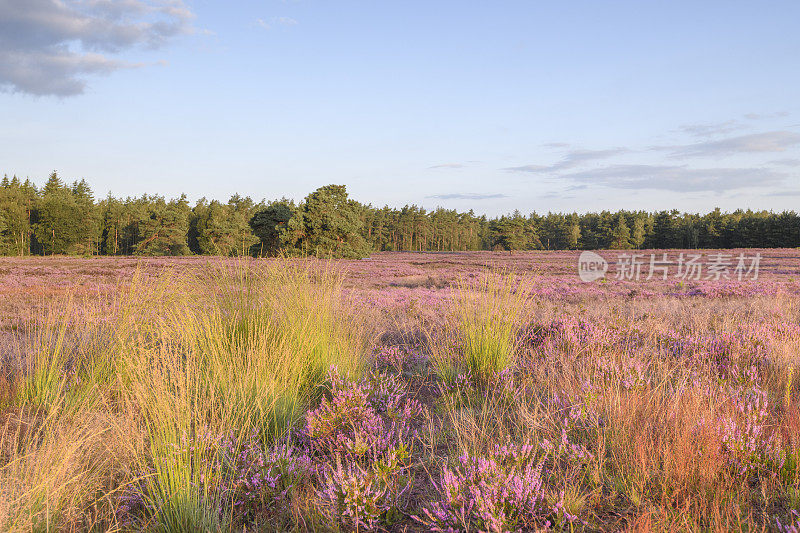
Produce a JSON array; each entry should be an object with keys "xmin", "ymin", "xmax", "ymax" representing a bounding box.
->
[
  {"xmin": 428, "ymin": 271, "xmax": 529, "ymax": 384},
  {"xmin": 0, "ymin": 259, "xmax": 371, "ymax": 532}
]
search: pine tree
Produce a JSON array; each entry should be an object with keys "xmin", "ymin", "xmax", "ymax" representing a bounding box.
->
[{"xmin": 285, "ymin": 185, "xmax": 372, "ymax": 258}]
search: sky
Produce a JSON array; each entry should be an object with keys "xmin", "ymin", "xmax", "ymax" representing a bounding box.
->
[{"xmin": 1, "ymin": 0, "xmax": 799, "ymax": 217}]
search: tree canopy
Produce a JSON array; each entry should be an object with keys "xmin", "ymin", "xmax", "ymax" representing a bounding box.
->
[{"xmin": 1, "ymin": 172, "xmax": 798, "ymax": 258}]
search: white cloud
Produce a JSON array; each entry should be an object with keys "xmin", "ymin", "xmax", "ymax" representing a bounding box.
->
[
  {"xmin": 744, "ymin": 111, "xmax": 790, "ymax": 120},
  {"xmin": 769, "ymin": 158, "xmax": 800, "ymax": 167},
  {"xmin": 503, "ymin": 164, "xmax": 549, "ymax": 173},
  {"xmin": 765, "ymin": 190, "xmax": 800, "ymax": 197},
  {"xmin": 0, "ymin": 0, "xmax": 194, "ymax": 96},
  {"xmin": 542, "ymin": 142, "xmax": 570, "ymax": 148},
  {"xmin": 679, "ymin": 120, "xmax": 744, "ymax": 138}
]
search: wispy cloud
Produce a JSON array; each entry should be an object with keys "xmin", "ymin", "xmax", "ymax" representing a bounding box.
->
[
  {"xmin": 542, "ymin": 142, "xmax": 571, "ymax": 149},
  {"xmin": 427, "ymin": 193, "xmax": 508, "ymax": 200},
  {"xmin": 665, "ymin": 131, "xmax": 800, "ymax": 158},
  {"xmin": 503, "ymin": 164, "xmax": 549, "ymax": 173},
  {"xmin": 764, "ymin": 190, "xmax": 800, "ymax": 197},
  {"xmin": 503, "ymin": 148, "xmax": 628, "ymax": 174},
  {"xmin": 744, "ymin": 111, "xmax": 790, "ymax": 120},
  {"xmin": 561, "ymin": 164, "xmax": 785, "ymax": 192},
  {"xmin": 256, "ymin": 16, "xmax": 298, "ymax": 30},
  {"xmin": 538, "ymin": 184, "xmax": 588, "ymax": 200},
  {"xmin": 679, "ymin": 120, "xmax": 744, "ymax": 138},
  {"xmin": 769, "ymin": 158, "xmax": 800, "ymax": 167},
  {"xmin": 428, "ymin": 163, "xmax": 466, "ymax": 169},
  {"xmin": 0, "ymin": 0, "xmax": 194, "ymax": 96}
]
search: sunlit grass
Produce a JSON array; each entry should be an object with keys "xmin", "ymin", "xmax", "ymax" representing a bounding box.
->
[
  {"xmin": 0, "ymin": 258, "xmax": 371, "ymax": 531},
  {"xmin": 429, "ymin": 271, "xmax": 529, "ymax": 384}
]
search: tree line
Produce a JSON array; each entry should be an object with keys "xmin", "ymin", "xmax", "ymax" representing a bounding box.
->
[{"xmin": 1, "ymin": 172, "xmax": 798, "ymax": 258}]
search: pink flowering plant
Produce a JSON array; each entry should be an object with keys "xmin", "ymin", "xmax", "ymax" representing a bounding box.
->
[
  {"xmin": 306, "ymin": 368, "xmax": 425, "ymax": 529},
  {"xmin": 318, "ymin": 445, "xmax": 412, "ymax": 531},
  {"xmin": 306, "ymin": 368, "xmax": 425, "ymax": 463},
  {"xmin": 776, "ymin": 509, "xmax": 800, "ymax": 533},
  {"xmin": 719, "ymin": 381, "xmax": 782, "ymax": 477},
  {"xmin": 415, "ymin": 443, "xmax": 579, "ymax": 532}
]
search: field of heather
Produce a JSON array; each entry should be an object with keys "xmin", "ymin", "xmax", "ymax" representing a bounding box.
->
[{"xmin": 2, "ymin": 250, "xmax": 800, "ymax": 532}]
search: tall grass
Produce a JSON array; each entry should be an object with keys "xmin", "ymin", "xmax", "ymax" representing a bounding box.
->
[
  {"xmin": 0, "ymin": 409, "xmax": 135, "ymax": 532},
  {"xmin": 0, "ymin": 258, "xmax": 371, "ymax": 532},
  {"xmin": 112, "ymin": 259, "xmax": 370, "ymax": 530},
  {"xmin": 429, "ymin": 271, "xmax": 529, "ymax": 383},
  {"xmin": 14, "ymin": 300, "xmax": 99, "ymax": 417}
]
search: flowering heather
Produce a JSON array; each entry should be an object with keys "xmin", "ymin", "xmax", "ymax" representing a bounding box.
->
[
  {"xmin": 776, "ymin": 510, "xmax": 800, "ymax": 533},
  {"xmin": 718, "ymin": 381, "xmax": 782, "ymax": 476},
  {"xmin": 415, "ymin": 443, "xmax": 575, "ymax": 532},
  {"xmin": 595, "ymin": 355, "xmax": 650, "ymax": 390},
  {"xmin": 318, "ymin": 445, "xmax": 411, "ymax": 531},
  {"xmin": 319, "ymin": 458, "xmax": 392, "ymax": 531},
  {"xmin": 306, "ymin": 368, "xmax": 425, "ymax": 462},
  {"xmin": 4, "ymin": 252, "xmax": 800, "ymax": 531},
  {"xmin": 520, "ymin": 316, "xmax": 646, "ymax": 356},
  {"xmin": 543, "ymin": 392, "xmax": 599, "ymax": 465},
  {"xmin": 373, "ymin": 344, "xmax": 427, "ymax": 372},
  {"xmin": 437, "ymin": 367, "xmax": 524, "ymax": 408},
  {"xmin": 206, "ymin": 435, "xmax": 311, "ymax": 522}
]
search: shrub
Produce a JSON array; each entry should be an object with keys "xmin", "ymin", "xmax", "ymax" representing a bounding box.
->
[{"xmin": 415, "ymin": 444, "xmax": 570, "ymax": 532}]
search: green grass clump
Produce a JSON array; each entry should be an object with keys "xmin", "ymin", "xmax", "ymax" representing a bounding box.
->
[
  {"xmin": 430, "ymin": 272, "xmax": 529, "ymax": 384},
  {"xmin": 115, "ymin": 259, "xmax": 370, "ymax": 531}
]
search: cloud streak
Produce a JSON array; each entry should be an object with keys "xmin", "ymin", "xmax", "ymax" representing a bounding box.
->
[
  {"xmin": 427, "ymin": 193, "xmax": 508, "ymax": 200},
  {"xmin": 679, "ymin": 120, "xmax": 744, "ymax": 138},
  {"xmin": 428, "ymin": 163, "xmax": 466, "ymax": 169},
  {"xmin": 764, "ymin": 190, "xmax": 800, "ymax": 197},
  {"xmin": 0, "ymin": 0, "xmax": 194, "ymax": 96},
  {"xmin": 561, "ymin": 164, "xmax": 786, "ymax": 192},
  {"xmin": 503, "ymin": 148, "xmax": 628, "ymax": 174},
  {"xmin": 769, "ymin": 158, "xmax": 800, "ymax": 167},
  {"xmin": 665, "ymin": 131, "xmax": 800, "ymax": 158},
  {"xmin": 744, "ymin": 111, "xmax": 790, "ymax": 120},
  {"xmin": 256, "ymin": 16, "xmax": 298, "ymax": 30}
]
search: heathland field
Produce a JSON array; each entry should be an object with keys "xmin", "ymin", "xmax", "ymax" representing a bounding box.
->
[{"xmin": 1, "ymin": 250, "xmax": 800, "ymax": 532}]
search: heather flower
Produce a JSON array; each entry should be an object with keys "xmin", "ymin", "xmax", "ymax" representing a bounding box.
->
[
  {"xmin": 374, "ymin": 344, "xmax": 426, "ymax": 372},
  {"xmin": 306, "ymin": 368, "xmax": 425, "ymax": 463},
  {"xmin": 116, "ymin": 475, "xmax": 150, "ymax": 528},
  {"xmin": 596, "ymin": 356, "xmax": 650, "ymax": 390},
  {"xmin": 776, "ymin": 510, "xmax": 800, "ymax": 533},
  {"xmin": 209, "ymin": 435, "xmax": 311, "ymax": 521},
  {"xmin": 415, "ymin": 444, "xmax": 556, "ymax": 533},
  {"xmin": 441, "ymin": 371, "xmax": 476, "ymax": 396},
  {"xmin": 318, "ymin": 446, "xmax": 412, "ymax": 531},
  {"xmin": 544, "ymin": 393, "xmax": 598, "ymax": 466},
  {"xmin": 719, "ymin": 381, "xmax": 781, "ymax": 476}
]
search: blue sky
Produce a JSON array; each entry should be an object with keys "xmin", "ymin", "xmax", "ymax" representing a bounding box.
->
[{"xmin": 1, "ymin": 0, "xmax": 799, "ymax": 216}]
